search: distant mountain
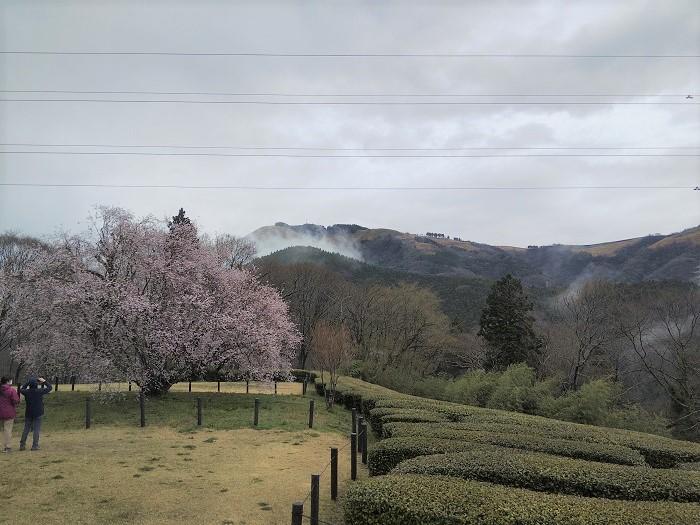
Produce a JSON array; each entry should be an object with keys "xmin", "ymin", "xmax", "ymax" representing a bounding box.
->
[{"xmin": 249, "ymin": 223, "xmax": 700, "ymax": 287}]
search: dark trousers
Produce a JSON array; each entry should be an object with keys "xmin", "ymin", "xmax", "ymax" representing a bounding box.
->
[{"xmin": 20, "ymin": 416, "xmax": 42, "ymax": 449}]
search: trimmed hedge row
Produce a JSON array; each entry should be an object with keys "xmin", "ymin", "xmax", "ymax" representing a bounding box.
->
[
  {"xmin": 382, "ymin": 424, "xmax": 646, "ymax": 466},
  {"xmin": 322, "ymin": 376, "xmax": 700, "ymax": 468},
  {"xmin": 367, "ymin": 391, "xmax": 700, "ymax": 468},
  {"xmin": 367, "ymin": 407, "xmax": 450, "ymax": 433},
  {"xmin": 343, "ymin": 474, "xmax": 700, "ymax": 525},
  {"xmin": 367, "ymin": 437, "xmax": 490, "ymax": 476},
  {"xmin": 392, "ymin": 449, "xmax": 700, "ymax": 502}
]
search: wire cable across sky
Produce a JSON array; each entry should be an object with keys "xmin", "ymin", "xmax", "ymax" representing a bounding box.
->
[
  {"xmin": 1, "ymin": 50, "xmax": 699, "ymax": 58},
  {"xmin": 0, "ymin": 183, "xmax": 694, "ymax": 191},
  {"xmin": 1, "ymin": 150, "xmax": 698, "ymax": 158}
]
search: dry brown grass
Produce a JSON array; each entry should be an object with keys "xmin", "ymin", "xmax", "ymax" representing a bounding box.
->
[{"xmin": 0, "ymin": 426, "xmax": 360, "ymax": 524}]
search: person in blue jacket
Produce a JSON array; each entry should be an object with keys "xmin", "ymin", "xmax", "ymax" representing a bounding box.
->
[{"xmin": 19, "ymin": 377, "xmax": 52, "ymax": 451}]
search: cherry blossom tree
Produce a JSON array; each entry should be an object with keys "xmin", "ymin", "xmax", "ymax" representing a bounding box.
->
[{"xmin": 9, "ymin": 207, "xmax": 300, "ymax": 395}]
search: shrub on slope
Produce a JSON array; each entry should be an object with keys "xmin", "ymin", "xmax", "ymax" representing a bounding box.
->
[
  {"xmin": 343, "ymin": 474, "xmax": 700, "ymax": 525},
  {"xmin": 379, "ymin": 427, "xmax": 645, "ymax": 467},
  {"xmin": 392, "ymin": 449, "xmax": 700, "ymax": 502},
  {"xmin": 367, "ymin": 436, "xmax": 644, "ymax": 476}
]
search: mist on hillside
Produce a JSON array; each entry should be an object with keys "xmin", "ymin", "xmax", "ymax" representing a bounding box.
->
[{"xmin": 247, "ymin": 223, "xmax": 364, "ymax": 261}]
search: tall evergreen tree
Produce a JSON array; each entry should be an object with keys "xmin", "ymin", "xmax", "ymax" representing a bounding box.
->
[
  {"xmin": 478, "ymin": 274, "xmax": 542, "ymax": 370},
  {"xmin": 169, "ymin": 208, "xmax": 191, "ymax": 231}
]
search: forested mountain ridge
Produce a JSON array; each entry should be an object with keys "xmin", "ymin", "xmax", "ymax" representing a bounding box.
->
[{"xmin": 249, "ymin": 223, "xmax": 700, "ymax": 286}]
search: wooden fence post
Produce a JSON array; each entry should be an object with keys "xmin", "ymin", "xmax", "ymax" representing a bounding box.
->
[
  {"xmin": 128, "ymin": 381, "xmax": 132, "ymax": 392},
  {"xmin": 188, "ymin": 380, "xmax": 192, "ymax": 393},
  {"xmin": 330, "ymin": 447, "xmax": 338, "ymax": 500},
  {"xmin": 361, "ymin": 421, "xmax": 368, "ymax": 465},
  {"xmin": 217, "ymin": 380, "xmax": 220, "ymax": 393},
  {"xmin": 85, "ymin": 397, "xmax": 91, "ymax": 429},
  {"xmin": 350, "ymin": 432, "xmax": 357, "ymax": 480},
  {"xmin": 246, "ymin": 379, "xmax": 249, "ymax": 394},
  {"xmin": 54, "ymin": 376, "xmax": 58, "ymax": 392},
  {"xmin": 139, "ymin": 392, "xmax": 146, "ymax": 427},
  {"xmin": 308, "ymin": 399, "xmax": 315, "ymax": 429},
  {"xmin": 351, "ymin": 407, "xmax": 357, "ymax": 434},
  {"xmin": 310, "ymin": 474, "xmax": 320, "ymax": 525},
  {"xmin": 302, "ymin": 377, "xmax": 307, "ymax": 395},
  {"xmin": 254, "ymin": 398, "xmax": 260, "ymax": 426},
  {"xmin": 291, "ymin": 502, "xmax": 303, "ymax": 525},
  {"xmin": 98, "ymin": 381, "xmax": 102, "ymax": 392},
  {"xmin": 357, "ymin": 416, "xmax": 364, "ymax": 453},
  {"xmin": 197, "ymin": 398, "xmax": 203, "ymax": 426},
  {"xmin": 71, "ymin": 376, "xmax": 75, "ymax": 391}
]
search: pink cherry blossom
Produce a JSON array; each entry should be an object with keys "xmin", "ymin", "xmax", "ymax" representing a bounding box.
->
[{"xmin": 9, "ymin": 207, "xmax": 300, "ymax": 395}]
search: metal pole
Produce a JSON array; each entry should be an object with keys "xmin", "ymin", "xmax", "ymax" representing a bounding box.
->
[
  {"xmin": 254, "ymin": 398, "xmax": 260, "ymax": 426},
  {"xmin": 330, "ymin": 447, "xmax": 338, "ymax": 500},
  {"xmin": 197, "ymin": 398, "xmax": 203, "ymax": 426}
]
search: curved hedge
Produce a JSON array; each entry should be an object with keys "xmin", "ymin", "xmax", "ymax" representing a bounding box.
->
[
  {"xmin": 383, "ymin": 424, "xmax": 646, "ymax": 466},
  {"xmin": 392, "ymin": 450, "xmax": 700, "ymax": 502},
  {"xmin": 368, "ymin": 394, "xmax": 700, "ymax": 468},
  {"xmin": 343, "ymin": 474, "xmax": 700, "ymax": 525},
  {"xmin": 368, "ymin": 407, "xmax": 451, "ymax": 433}
]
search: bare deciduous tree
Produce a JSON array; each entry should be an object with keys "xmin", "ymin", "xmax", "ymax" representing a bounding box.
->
[
  {"xmin": 312, "ymin": 322, "xmax": 353, "ymax": 408},
  {"xmin": 210, "ymin": 234, "xmax": 257, "ymax": 270},
  {"xmin": 555, "ymin": 281, "xmax": 619, "ymax": 390},
  {"xmin": 613, "ymin": 284, "xmax": 700, "ymax": 439}
]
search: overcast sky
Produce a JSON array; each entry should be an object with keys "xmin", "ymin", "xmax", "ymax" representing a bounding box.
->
[{"xmin": 1, "ymin": 0, "xmax": 698, "ymax": 247}]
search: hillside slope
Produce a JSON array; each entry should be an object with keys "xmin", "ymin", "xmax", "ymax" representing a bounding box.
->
[{"xmin": 249, "ymin": 223, "xmax": 700, "ymax": 286}]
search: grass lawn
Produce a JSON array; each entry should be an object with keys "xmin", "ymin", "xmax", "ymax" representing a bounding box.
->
[{"xmin": 0, "ymin": 389, "xmax": 365, "ymax": 525}]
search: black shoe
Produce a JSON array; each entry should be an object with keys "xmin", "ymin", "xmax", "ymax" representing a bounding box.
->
[
  {"xmin": 30, "ymin": 446, "xmax": 40, "ymax": 451},
  {"xmin": 19, "ymin": 445, "xmax": 25, "ymax": 451}
]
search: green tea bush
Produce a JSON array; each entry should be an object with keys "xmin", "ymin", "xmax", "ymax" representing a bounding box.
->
[
  {"xmin": 378, "ymin": 428, "xmax": 645, "ymax": 466},
  {"xmin": 343, "ymin": 474, "xmax": 700, "ymax": 525},
  {"xmin": 322, "ymin": 376, "xmax": 700, "ymax": 467},
  {"xmin": 393, "ymin": 449, "xmax": 700, "ymax": 502}
]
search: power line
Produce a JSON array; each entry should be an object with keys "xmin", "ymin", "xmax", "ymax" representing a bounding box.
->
[
  {"xmin": 1, "ymin": 98, "xmax": 696, "ymax": 106},
  {"xmin": 3, "ymin": 143, "xmax": 697, "ymax": 151},
  {"xmin": 1, "ymin": 51, "xmax": 698, "ymax": 58},
  {"xmin": 0, "ymin": 183, "xmax": 693, "ymax": 190},
  {"xmin": 1, "ymin": 90, "xmax": 696, "ymax": 98},
  {"xmin": 1, "ymin": 151, "xmax": 697, "ymax": 158}
]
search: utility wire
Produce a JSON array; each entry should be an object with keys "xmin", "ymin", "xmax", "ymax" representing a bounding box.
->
[
  {"xmin": 3, "ymin": 143, "xmax": 697, "ymax": 151},
  {"xmin": 1, "ymin": 51, "xmax": 698, "ymax": 58},
  {"xmin": 1, "ymin": 90, "xmax": 696, "ymax": 98},
  {"xmin": 0, "ymin": 183, "xmax": 693, "ymax": 191},
  {"xmin": 0, "ymin": 151, "xmax": 696, "ymax": 158},
  {"xmin": 1, "ymin": 98, "xmax": 697, "ymax": 105}
]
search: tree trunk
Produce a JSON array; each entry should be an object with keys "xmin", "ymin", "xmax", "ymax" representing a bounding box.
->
[{"xmin": 139, "ymin": 375, "xmax": 174, "ymax": 396}]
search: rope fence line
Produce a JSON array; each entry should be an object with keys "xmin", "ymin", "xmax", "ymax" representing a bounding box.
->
[{"xmin": 291, "ymin": 386, "xmax": 372, "ymax": 525}]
